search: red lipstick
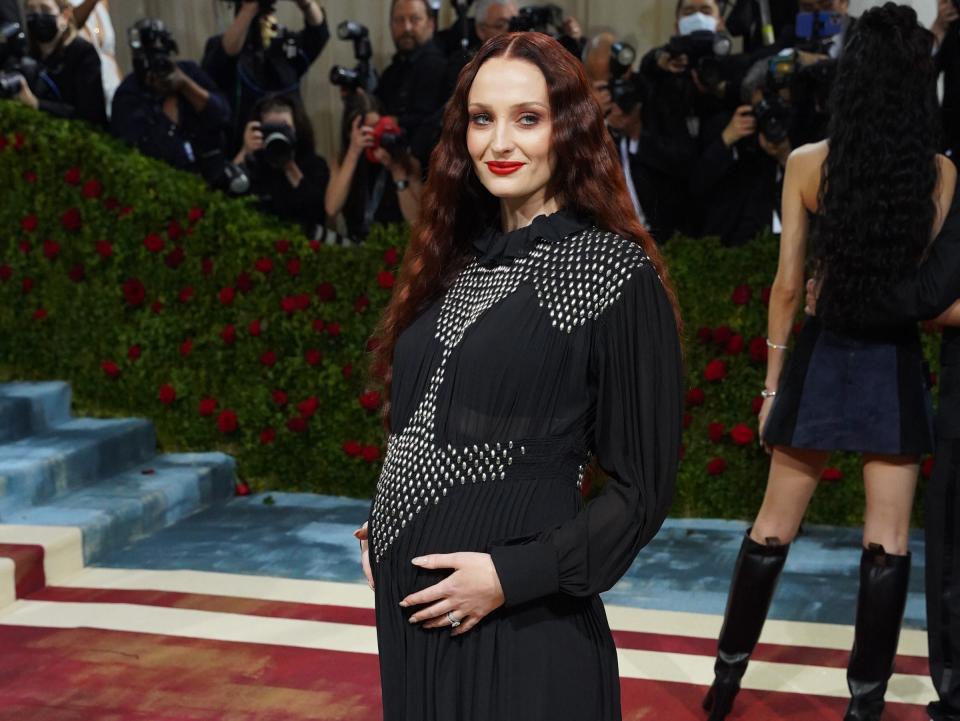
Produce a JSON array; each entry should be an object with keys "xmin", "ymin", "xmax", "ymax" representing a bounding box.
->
[{"xmin": 486, "ymin": 161, "xmax": 524, "ymax": 175}]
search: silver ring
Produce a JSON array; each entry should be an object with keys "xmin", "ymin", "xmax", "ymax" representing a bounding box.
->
[{"xmin": 446, "ymin": 611, "xmax": 461, "ymax": 628}]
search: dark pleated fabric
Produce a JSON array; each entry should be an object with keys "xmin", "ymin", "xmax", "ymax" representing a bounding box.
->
[{"xmin": 367, "ymin": 209, "xmax": 683, "ymax": 721}]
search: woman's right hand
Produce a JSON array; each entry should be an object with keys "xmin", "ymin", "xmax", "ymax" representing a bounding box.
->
[
  {"xmin": 241, "ymin": 120, "xmax": 264, "ymax": 156},
  {"xmin": 758, "ymin": 394, "xmax": 775, "ymax": 455},
  {"xmin": 353, "ymin": 521, "xmax": 374, "ymax": 590},
  {"xmin": 347, "ymin": 115, "xmax": 375, "ymax": 158}
]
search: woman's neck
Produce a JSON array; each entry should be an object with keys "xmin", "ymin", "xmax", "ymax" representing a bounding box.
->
[{"xmin": 499, "ymin": 193, "xmax": 560, "ymax": 233}]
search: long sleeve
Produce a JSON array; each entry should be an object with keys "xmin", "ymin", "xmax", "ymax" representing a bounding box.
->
[
  {"xmin": 37, "ymin": 40, "xmax": 106, "ymax": 127},
  {"xmin": 487, "ymin": 262, "xmax": 683, "ymax": 607}
]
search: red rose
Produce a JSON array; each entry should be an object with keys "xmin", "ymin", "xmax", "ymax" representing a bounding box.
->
[
  {"xmin": 343, "ymin": 440, "xmax": 363, "ymax": 457},
  {"xmin": 118, "ymin": 205, "xmax": 134, "ymax": 217},
  {"xmin": 68, "ymin": 264, "xmax": 85, "ymax": 282},
  {"xmin": 295, "ymin": 294, "xmax": 311, "ymax": 311},
  {"xmin": 281, "ymin": 296, "xmax": 298, "ymax": 314},
  {"xmin": 359, "ymin": 390, "xmax": 382, "ymax": 411},
  {"xmin": 272, "ymin": 389, "xmax": 289, "ymax": 406},
  {"xmin": 236, "ymin": 272, "xmax": 254, "ymax": 294},
  {"xmin": 122, "ymin": 277, "xmax": 146, "ymax": 306},
  {"xmin": 354, "ymin": 295, "xmax": 370, "ymax": 313},
  {"xmin": 751, "ymin": 395, "xmax": 764, "ymax": 415},
  {"xmin": 103, "ymin": 197, "xmax": 120, "ymax": 211},
  {"xmin": 63, "ymin": 166, "xmax": 82, "ymax": 185},
  {"xmin": 377, "ymin": 270, "xmax": 396, "ymax": 289},
  {"xmin": 158, "ymin": 384, "xmax": 177, "ymax": 405},
  {"xmin": 748, "ymin": 336, "xmax": 768, "ymax": 364},
  {"xmin": 164, "ymin": 247, "xmax": 185, "ymax": 269},
  {"xmin": 150, "ymin": 300, "xmax": 164, "ymax": 314},
  {"xmin": 248, "ymin": 319, "xmax": 262, "ymax": 336},
  {"xmin": 312, "ymin": 318, "xmax": 326, "ymax": 333},
  {"xmin": 60, "ymin": 208, "xmax": 82, "ymax": 232},
  {"xmin": 712, "ymin": 326, "xmax": 733, "ymax": 346},
  {"xmin": 255, "ymin": 257, "xmax": 273, "ymax": 274},
  {"xmin": 198, "ymin": 397, "xmax": 218, "ymax": 416},
  {"xmin": 260, "ymin": 350, "xmax": 277, "ymax": 367},
  {"xmin": 305, "ymin": 349, "xmax": 323, "ymax": 366},
  {"xmin": 33, "ymin": 308, "xmax": 47, "ymax": 320},
  {"xmin": 82, "ymin": 179, "xmax": 102, "ymax": 199},
  {"xmin": 235, "ymin": 480, "xmax": 251, "ymax": 496},
  {"xmin": 922, "ymin": 457, "xmax": 935, "ymax": 479},
  {"xmin": 219, "ymin": 287, "xmax": 235, "ymax": 305},
  {"xmin": 178, "ymin": 286, "xmax": 195, "ymax": 303},
  {"xmin": 96, "ymin": 240, "xmax": 113, "ymax": 258},
  {"xmin": 309, "ymin": 239, "xmax": 321, "ymax": 252},
  {"xmin": 43, "ymin": 239, "xmax": 61, "ymax": 260},
  {"xmin": 708, "ymin": 422, "xmax": 726, "ymax": 443},
  {"xmin": 706, "ymin": 457, "xmax": 728, "ymax": 476},
  {"xmin": 22, "ymin": 169, "xmax": 37, "ymax": 183},
  {"xmin": 683, "ymin": 412, "xmax": 693, "ymax": 429},
  {"xmin": 143, "ymin": 232, "xmax": 164, "ymax": 253},
  {"xmin": 19, "ymin": 240, "xmax": 30, "ymax": 254},
  {"xmin": 188, "ymin": 207, "xmax": 205, "ymax": 224},
  {"xmin": 21, "ymin": 277, "xmax": 34, "ymax": 294},
  {"xmin": 167, "ymin": 220, "xmax": 183, "ymax": 240},
  {"xmin": 20, "ymin": 215, "xmax": 38, "ymax": 232},
  {"xmin": 127, "ymin": 345, "xmax": 141, "ymax": 360},
  {"xmin": 342, "ymin": 363, "xmax": 353, "ymax": 379},
  {"xmin": 761, "ymin": 286, "xmax": 771, "ymax": 306},
  {"xmin": 13, "ymin": 133, "xmax": 25, "ymax": 150},
  {"xmin": 820, "ymin": 467, "xmax": 843, "ymax": 482},
  {"xmin": 696, "ymin": 327, "xmax": 713, "ymax": 344},
  {"xmin": 287, "ymin": 416, "xmax": 308, "ymax": 433},
  {"xmin": 275, "ymin": 238, "xmax": 291, "ymax": 255},
  {"xmin": 297, "ymin": 396, "xmax": 319, "ymax": 417},
  {"xmin": 730, "ymin": 423, "xmax": 755, "ymax": 446},
  {"xmin": 317, "ymin": 282, "xmax": 336, "ymax": 301},
  {"xmin": 384, "ymin": 247, "xmax": 400, "ymax": 265},
  {"xmin": 260, "ymin": 427, "xmax": 277, "ymax": 445},
  {"xmin": 286, "ymin": 258, "xmax": 301, "ymax": 276},
  {"xmin": 0, "ymin": 265, "xmax": 11, "ymax": 281},
  {"xmin": 685, "ymin": 387, "xmax": 705, "ymax": 406},
  {"xmin": 731, "ymin": 284, "xmax": 752, "ymax": 305},
  {"xmin": 704, "ymin": 359, "xmax": 727, "ymax": 382},
  {"xmin": 221, "ymin": 324, "xmax": 236, "ymax": 345},
  {"xmin": 724, "ymin": 334, "xmax": 744, "ymax": 355},
  {"xmin": 361, "ymin": 445, "xmax": 381, "ymax": 463},
  {"xmin": 180, "ymin": 339, "xmax": 193, "ymax": 357},
  {"xmin": 327, "ymin": 321, "xmax": 341, "ymax": 337},
  {"xmin": 201, "ymin": 257, "xmax": 214, "ymax": 276},
  {"xmin": 101, "ymin": 360, "xmax": 121, "ymax": 378},
  {"xmin": 218, "ymin": 409, "xmax": 238, "ymax": 434}
]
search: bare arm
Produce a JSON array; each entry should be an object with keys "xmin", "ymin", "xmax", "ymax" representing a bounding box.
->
[
  {"xmin": 391, "ymin": 161, "xmax": 422, "ymax": 226},
  {"xmin": 222, "ymin": 2, "xmax": 259, "ymax": 57},
  {"xmin": 294, "ymin": 0, "xmax": 325, "ymax": 26},
  {"xmin": 324, "ymin": 148, "xmax": 362, "ymax": 219},
  {"xmin": 71, "ymin": 0, "xmax": 99, "ymax": 30}
]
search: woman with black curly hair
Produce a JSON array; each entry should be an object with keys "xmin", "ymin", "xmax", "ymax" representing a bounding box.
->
[{"xmin": 703, "ymin": 4, "xmax": 957, "ymax": 721}]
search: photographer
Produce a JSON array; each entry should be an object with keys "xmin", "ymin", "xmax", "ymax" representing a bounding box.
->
[
  {"xmin": 5, "ymin": 0, "xmax": 105, "ymax": 126},
  {"xmin": 440, "ymin": 0, "xmax": 517, "ymax": 99},
  {"xmin": 202, "ymin": 0, "xmax": 328, "ymax": 151},
  {"xmin": 111, "ymin": 19, "xmax": 231, "ymax": 175},
  {"xmin": 325, "ymin": 91, "xmax": 421, "ymax": 241},
  {"xmin": 376, "ymin": 0, "xmax": 446, "ymax": 171},
  {"xmin": 934, "ymin": 0, "xmax": 960, "ymax": 158},
  {"xmin": 235, "ymin": 93, "xmax": 329, "ymax": 237}
]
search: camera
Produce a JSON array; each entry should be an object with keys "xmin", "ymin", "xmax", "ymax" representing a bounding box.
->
[
  {"xmin": 200, "ymin": 148, "xmax": 251, "ymax": 195},
  {"xmin": 0, "ymin": 22, "xmax": 38, "ymax": 99},
  {"xmin": 666, "ymin": 29, "xmax": 733, "ymax": 92},
  {"xmin": 607, "ymin": 42, "xmax": 646, "ymax": 114},
  {"xmin": 509, "ymin": 4, "xmax": 563, "ymax": 33},
  {"xmin": 256, "ymin": 122, "xmax": 296, "ymax": 168},
  {"xmin": 365, "ymin": 116, "xmax": 407, "ymax": 164},
  {"xmin": 128, "ymin": 18, "xmax": 178, "ymax": 85},
  {"xmin": 329, "ymin": 20, "xmax": 376, "ymax": 93}
]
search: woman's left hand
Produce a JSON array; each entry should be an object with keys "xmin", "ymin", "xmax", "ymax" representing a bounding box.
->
[
  {"xmin": 401, "ymin": 552, "xmax": 505, "ymax": 636},
  {"xmin": 15, "ymin": 76, "xmax": 39, "ymax": 110},
  {"xmin": 284, "ymin": 159, "xmax": 304, "ymax": 188}
]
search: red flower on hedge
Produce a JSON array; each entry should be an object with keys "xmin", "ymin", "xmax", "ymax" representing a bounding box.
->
[
  {"xmin": 354, "ymin": 295, "xmax": 370, "ymax": 313},
  {"xmin": 33, "ymin": 308, "xmax": 48, "ymax": 320},
  {"xmin": 731, "ymin": 284, "xmax": 752, "ymax": 305},
  {"xmin": 295, "ymin": 293, "xmax": 311, "ymax": 311},
  {"xmin": 305, "ymin": 349, "xmax": 322, "ymax": 366},
  {"xmin": 359, "ymin": 390, "xmax": 382, "ymax": 411},
  {"xmin": 260, "ymin": 350, "xmax": 277, "ymax": 367},
  {"xmin": 180, "ymin": 339, "xmax": 193, "ymax": 357},
  {"xmin": 13, "ymin": 133, "xmax": 25, "ymax": 151},
  {"xmin": 150, "ymin": 300, "xmax": 164, "ymax": 314},
  {"xmin": 751, "ymin": 395, "xmax": 764, "ymax": 415},
  {"xmin": 68, "ymin": 264, "xmax": 85, "ymax": 282},
  {"xmin": 158, "ymin": 384, "xmax": 177, "ymax": 405},
  {"xmin": 260, "ymin": 427, "xmax": 277, "ymax": 445},
  {"xmin": 309, "ymin": 239, "xmax": 321, "ymax": 252},
  {"xmin": 22, "ymin": 169, "xmax": 37, "ymax": 183},
  {"xmin": 82, "ymin": 179, "xmax": 102, "ymax": 199},
  {"xmin": 201, "ymin": 257, "xmax": 214, "ymax": 276},
  {"xmin": 923, "ymin": 457, "xmax": 935, "ymax": 479},
  {"xmin": 704, "ymin": 359, "xmax": 727, "ymax": 382},
  {"xmin": 683, "ymin": 412, "xmax": 692, "ymax": 429},
  {"xmin": 43, "ymin": 239, "xmax": 61, "ymax": 260},
  {"xmin": 165, "ymin": 247, "xmax": 185, "ymax": 269},
  {"xmin": 235, "ymin": 480, "xmax": 251, "ymax": 496},
  {"xmin": 378, "ymin": 270, "xmax": 395, "ymax": 289},
  {"xmin": 730, "ymin": 423, "xmax": 755, "ymax": 446},
  {"xmin": 178, "ymin": 286, "xmax": 195, "ymax": 303},
  {"xmin": 218, "ymin": 409, "xmax": 238, "ymax": 434},
  {"xmin": 221, "ymin": 324, "xmax": 236, "ymax": 345},
  {"xmin": 317, "ymin": 282, "xmax": 336, "ymax": 301},
  {"xmin": 248, "ymin": 319, "xmax": 262, "ymax": 336},
  {"xmin": 101, "ymin": 360, "xmax": 121, "ymax": 378},
  {"xmin": 706, "ymin": 457, "xmax": 728, "ymax": 476},
  {"xmin": 198, "ymin": 397, "xmax": 218, "ymax": 416},
  {"xmin": 122, "ymin": 277, "xmax": 146, "ymax": 306},
  {"xmin": 60, "ymin": 208, "xmax": 82, "ymax": 232},
  {"xmin": 312, "ymin": 319, "xmax": 326, "ymax": 333},
  {"xmin": 255, "ymin": 257, "xmax": 273, "ymax": 274},
  {"xmin": 748, "ymin": 336, "xmax": 767, "ymax": 364},
  {"xmin": 236, "ymin": 272, "xmax": 254, "ymax": 294},
  {"xmin": 22, "ymin": 277, "xmax": 34, "ymax": 294},
  {"xmin": 143, "ymin": 232, "xmax": 164, "ymax": 253},
  {"xmin": 19, "ymin": 241, "xmax": 30, "ymax": 254},
  {"xmin": 362, "ymin": 445, "xmax": 381, "ymax": 463},
  {"xmin": 696, "ymin": 326, "xmax": 712, "ymax": 343},
  {"xmin": 20, "ymin": 215, "xmax": 38, "ymax": 232},
  {"xmin": 167, "ymin": 220, "xmax": 183, "ymax": 240},
  {"xmin": 708, "ymin": 422, "xmax": 726, "ymax": 443},
  {"xmin": 103, "ymin": 197, "xmax": 120, "ymax": 211},
  {"xmin": 297, "ymin": 396, "xmax": 319, "ymax": 417},
  {"xmin": 272, "ymin": 389, "xmax": 289, "ymax": 406},
  {"xmin": 96, "ymin": 240, "xmax": 113, "ymax": 258},
  {"xmin": 287, "ymin": 416, "xmax": 308, "ymax": 433},
  {"xmin": 712, "ymin": 326, "xmax": 733, "ymax": 346},
  {"xmin": 327, "ymin": 322, "xmax": 341, "ymax": 337},
  {"xmin": 281, "ymin": 295, "xmax": 299, "ymax": 315},
  {"xmin": 384, "ymin": 247, "xmax": 400, "ymax": 265},
  {"xmin": 342, "ymin": 363, "xmax": 353, "ymax": 379},
  {"xmin": 219, "ymin": 287, "xmax": 236, "ymax": 305},
  {"xmin": 686, "ymin": 387, "xmax": 705, "ymax": 407},
  {"xmin": 286, "ymin": 258, "xmax": 301, "ymax": 276},
  {"xmin": 127, "ymin": 345, "xmax": 141, "ymax": 361},
  {"xmin": 0, "ymin": 265, "xmax": 12, "ymax": 281},
  {"xmin": 63, "ymin": 166, "xmax": 81, "ymax": 185},
  {"xmin": 820, "ymin": 467, "xmax": 843, "ymax": 482},
  {"xmin": 188, "ymin": 207, "xmax": 205, "ymax": 224},
  {"xmin": 275, "ymin": 238, "xmax": 291, "ymax": 255},
  {"xmin": 724, "ymin": 334, "xmax": 744, "ymax": 355},
  {"xmin": 343, "ymin": 440, "xmax": 363, "ymax": 457}
]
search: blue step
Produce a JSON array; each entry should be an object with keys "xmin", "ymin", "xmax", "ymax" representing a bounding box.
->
[
  {"xmin": 3, "ymin": 452, "xmax": 236, "ymax": 564},
  {"xmin": 0, "ymin": 382, "xmax": 72, "ymax": 443},
  {"xmin": 0, "ymin": 417, "xmax": 157, "ymax": 517}
]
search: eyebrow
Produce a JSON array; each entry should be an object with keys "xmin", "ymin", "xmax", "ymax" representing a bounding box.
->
[{"xmin": 467, "ymin": 101, "xmax": 549, "ymax": 110}]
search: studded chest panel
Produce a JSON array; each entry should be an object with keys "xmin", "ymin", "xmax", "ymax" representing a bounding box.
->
[{"xmin": 369, "ymin": 228, "xmax": 650, "ymax": 563}]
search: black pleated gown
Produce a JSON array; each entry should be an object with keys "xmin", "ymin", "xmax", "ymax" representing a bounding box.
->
[{"xmin": 367, "ymin": 208, "xmax": 683, "ymax": 721}]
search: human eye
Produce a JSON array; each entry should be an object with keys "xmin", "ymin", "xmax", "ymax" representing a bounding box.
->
[
  {"xmin": 518, "ymin": 113, "xmax": 540, "ymax": 126},
  {"xmin": 470, "ymin": 112, "xmax": 491, "ymax": 125}
]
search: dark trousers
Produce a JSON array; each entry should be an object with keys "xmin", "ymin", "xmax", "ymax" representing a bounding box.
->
[{"xmin": 927, "ymin": 438, "xmax": 960, "ymax": 712}]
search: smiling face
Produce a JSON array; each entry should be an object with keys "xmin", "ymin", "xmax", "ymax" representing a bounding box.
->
[{"xmin": 466, "ymin": 56, "xmax": 556, "ymax": 207}]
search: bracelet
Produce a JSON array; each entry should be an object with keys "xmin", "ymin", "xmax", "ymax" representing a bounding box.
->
[
  {"xmin": 760, "ymin": 388, "xmax": 777, "ymax": 398},
  {"xmin": 766, "ymin": 338, "xmax": 788, "ymax": 350}
]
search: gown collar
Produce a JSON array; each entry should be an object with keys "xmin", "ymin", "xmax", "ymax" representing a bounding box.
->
[{"xmin": 471, "ymin": 207, "xmax": 593, "ymax": 268}]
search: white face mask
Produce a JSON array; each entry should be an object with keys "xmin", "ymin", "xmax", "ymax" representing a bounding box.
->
[{"xmin": 678, "ymin": 12, "xmax": 719, "ymax": 36}]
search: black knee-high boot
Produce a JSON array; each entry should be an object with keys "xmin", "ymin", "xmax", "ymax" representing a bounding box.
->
[
  {"xmin": 844, "ymin": 544, "xmax": 911, "ymax": 721},
  {"xmin": 703, "ymin": 531, "xmax": 790, "ymax": 721}
]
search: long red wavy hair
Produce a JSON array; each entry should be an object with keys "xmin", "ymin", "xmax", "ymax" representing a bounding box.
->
[{"xmin": 372, "ymin": 32, "xmax": 680, "ymax": 430}]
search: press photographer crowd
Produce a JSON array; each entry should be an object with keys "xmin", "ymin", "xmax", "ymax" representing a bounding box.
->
[{"xmin": 0, "ymin": 0, "xmax": 955, "ymax": 246}]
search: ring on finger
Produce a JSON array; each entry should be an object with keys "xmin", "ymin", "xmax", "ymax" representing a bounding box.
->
[{"xmin": 446, "ymin": 611, "xmax": 461, "ymax": 628}]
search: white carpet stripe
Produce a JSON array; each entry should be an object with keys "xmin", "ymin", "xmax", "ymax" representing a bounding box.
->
[
  {"xmin": 0, "ymin": 557, "xmax": 14, "ymax": 609},
  {"xmin": 0, "ymin": 524, "xmax": 83, "ymax": 583},
  {"xmin": 0, "ymin": 599, "xmax": 934, "ymax": 704}
]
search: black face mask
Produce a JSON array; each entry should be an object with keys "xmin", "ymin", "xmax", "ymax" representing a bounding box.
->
[{"xmin": 26, "ymin": 12, "xmax": 60, "ymax": 44}]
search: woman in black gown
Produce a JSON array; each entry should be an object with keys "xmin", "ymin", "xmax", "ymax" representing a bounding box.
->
[{"xmin": 352, "ymin": 31, "xmax": 683, "ymax": 721}]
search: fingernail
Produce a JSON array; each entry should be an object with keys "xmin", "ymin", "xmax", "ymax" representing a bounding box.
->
[
  {"xmin": 411, "ymin": 557, "xmax": 424, "ymax": 565},
  {"xmin": 399, "ymin": 600, "xmax": 408, "ymax": 607},
  {"xmin": 408, "ymin": 616, "xmax": 417, "ymax": 624}
]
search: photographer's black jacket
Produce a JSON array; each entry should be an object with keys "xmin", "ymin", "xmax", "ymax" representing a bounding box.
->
[
  {"xmin": 375, "ymin": 39, "xmax": 447, "ymax": 170},
  {"xmin": 245, "ymin": 150, "xmax": 329, "ymax": 236},
  {"xmin": 110, "ymin": 61, "xmax": 231, "ymax": 171},
  {"xmin": 32, "ymin": 36, "xmax": 106, "ymax": 127},
  {"xmin": 937, "ymin": 26, "xmax": 960, "ymax": 158}
]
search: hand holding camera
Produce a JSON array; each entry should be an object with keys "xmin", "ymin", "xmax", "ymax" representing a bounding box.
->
[
  {"xmin": 146, "ymin": 65, "xmax": 185, "ymax": 96},
  {"xmin": 722, "ymin": 105, "xmax": 757, "ymax": 147}
]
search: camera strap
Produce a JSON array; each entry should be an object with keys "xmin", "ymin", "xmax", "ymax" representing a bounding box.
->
[
  {"xmin": 38, "ymin": 70, "xmax": 62, "ymax": 101},
  {"xmin": 362, "ymin": 166, "xmax": 388, "ymax": 237}
]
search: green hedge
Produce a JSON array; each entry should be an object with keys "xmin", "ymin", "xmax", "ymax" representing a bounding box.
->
[{"xmin": 0, "ymin": 102, "xmax": 938, "ymax": 525}]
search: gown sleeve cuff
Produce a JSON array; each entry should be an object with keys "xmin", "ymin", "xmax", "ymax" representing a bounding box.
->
[{"xmin": 488, "ymin": 539, "xmax": 559, "ymax": 607}]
